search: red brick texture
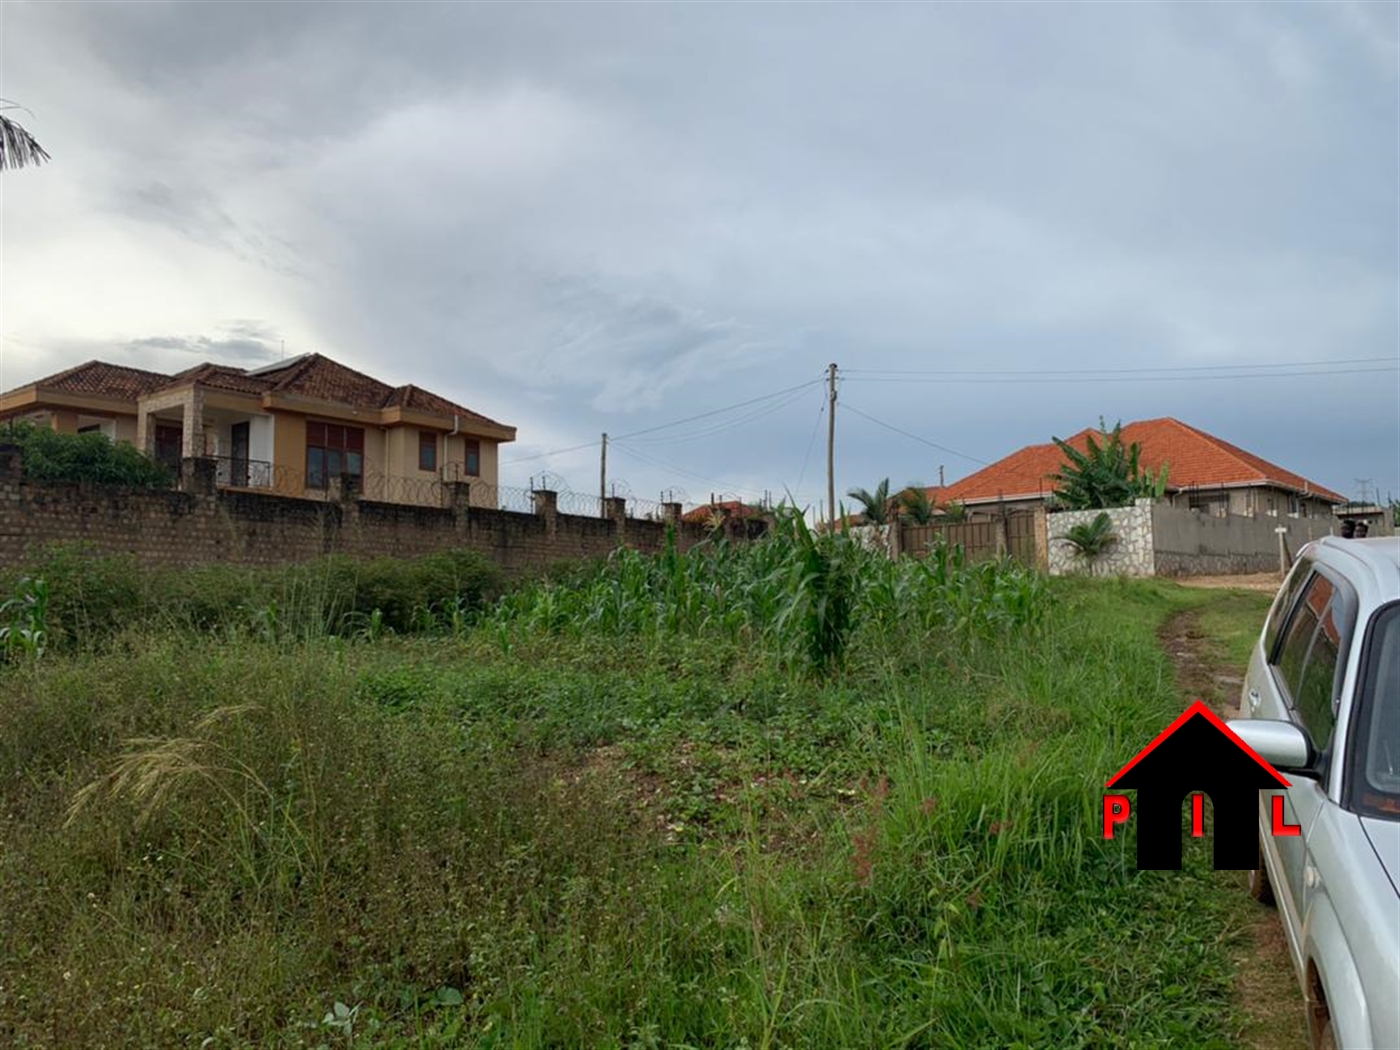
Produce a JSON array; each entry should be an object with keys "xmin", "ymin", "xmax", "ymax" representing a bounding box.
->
[{"xmin": 0, "ymin": 462, "xmax": 725, "ymax": 575}]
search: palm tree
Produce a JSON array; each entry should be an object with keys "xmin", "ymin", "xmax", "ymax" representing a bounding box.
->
[
  {"xmin": 940, "ymin": 500, "xmax": 968, "ymax": 522},
  {"xmin": 846, "ymin": 478, "xmax": 893, "ymax": 525},
  {"xmin": 1063, "ymin": 511, "xmax": 1117, "ymax": 560},
  {"xmin": 1, "ymin": 103, "xmax": 50, "ymax": 171},
  {"xmin": 897, "ymin": 485, "xmax": 936, "ymax": 524}
]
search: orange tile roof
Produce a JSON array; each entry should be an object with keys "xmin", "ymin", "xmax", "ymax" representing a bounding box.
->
[
  {"xmin": 681, "ymin": 499, "xmax": 763, "ymax": 524},
  {"xmin": 380, "ymin": 382, "xmax": 507, "ymax": 431},
  {"xmin": 26, "ymin": 360, "xmax": 171, "ymax": 401},
  {"xmin": 930, "ymin": 417, "xmax": 1344, "ymax": 505},
  {"xmin": 6, "ymin": 353, "xmax": 513, "ymax": 436}
]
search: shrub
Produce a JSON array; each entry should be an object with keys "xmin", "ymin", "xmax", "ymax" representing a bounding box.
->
[
  {"xmin": 1, "ymin": 421, "xmax": 172, "ymax": 488},
  {"xmin": 3, "ymin": 544, "xmax": 505, "ymax": 648},
  {"xmin": 1063, "ymin": 511, "xmax": 1117, "ymax": 561}
]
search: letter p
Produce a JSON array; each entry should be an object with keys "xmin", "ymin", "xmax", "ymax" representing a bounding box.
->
[{"xmin": 1103, "ymin": 794, "xmax": 1132, "ymax": 839}]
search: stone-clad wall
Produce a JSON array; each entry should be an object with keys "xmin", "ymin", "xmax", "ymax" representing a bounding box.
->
[
  {"xmin": 1046, "ymin": 500, "xmax": 1155, "ymax": 577},
  {"xmin": 1046, "ymin": 497, "xmax": 1342, "ymax": 577},
  {"xmin": 0, "ymin": 452, "xmax": 722, "ymax": 575}
]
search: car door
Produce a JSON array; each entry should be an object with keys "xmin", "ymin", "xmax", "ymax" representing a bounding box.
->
[{"xmin": 1263, "ymin": 569, "xmax": 1354, "ymax": 946}]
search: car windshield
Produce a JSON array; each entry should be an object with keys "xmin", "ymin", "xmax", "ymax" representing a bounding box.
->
[{"xmin": 1355, "ymin": 602, "xmax": 1400, "ymax": 820}]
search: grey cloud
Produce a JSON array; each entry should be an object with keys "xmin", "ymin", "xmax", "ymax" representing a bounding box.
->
[{"xmin": 3, "ymin": 0, "xmax": 1395, "ymax": 504}]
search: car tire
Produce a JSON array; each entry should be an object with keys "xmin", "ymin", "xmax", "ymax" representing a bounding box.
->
[{"xmin": 1249, "ymin": 834, "xmax": 1275, "ymax": 905}]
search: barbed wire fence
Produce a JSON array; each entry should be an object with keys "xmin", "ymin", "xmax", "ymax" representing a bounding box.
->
[{"xmin": 199, "ymin": 455, "xmax": 708, "ymax": 520}]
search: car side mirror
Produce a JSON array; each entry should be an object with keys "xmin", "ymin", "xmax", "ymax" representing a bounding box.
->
[{"xmin": 1227, "ymin": 719, "xmax": 1318, "ymax": 778}]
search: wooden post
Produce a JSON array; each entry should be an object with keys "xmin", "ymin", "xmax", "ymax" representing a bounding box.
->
[{"xmin": 827, "ymin": 362, "xmax": 837, "ymax": 534}]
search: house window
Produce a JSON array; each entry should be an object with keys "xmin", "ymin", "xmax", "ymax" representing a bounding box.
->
[
  {"xmin": 306, "ymin": 421, "xmax": 364, "ymax": 489},
  {"xmin": 419, "ymin": 431, "xmax": 437, "ymax": 472},
  {"xmin": 78, "ymin": 424, "xmax": 102, "ymax": 435},
  {"xmin": 464, "ymin": 438, "xmax": 480, "ymax": 477}
]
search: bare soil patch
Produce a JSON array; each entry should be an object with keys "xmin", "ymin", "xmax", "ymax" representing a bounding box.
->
[
  {"xmin": 1158, "ymin": 608, "xmax": 1308, "ymax": 1050},
  {"xmin": 1172, "ymin": 573, "xmax": 1283, "ymax": 594}
]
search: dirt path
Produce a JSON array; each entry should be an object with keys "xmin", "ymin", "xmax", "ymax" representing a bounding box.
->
[
  {"xmin": 1158, "ymin": 608, "xmax": 1309, "ymax": 1050},
  {"xmin": 1173, "ymin": 573, "xmax": 1284, "ymax": 594}
]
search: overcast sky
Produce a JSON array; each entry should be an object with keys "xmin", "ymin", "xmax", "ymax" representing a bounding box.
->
[{"xmin": 2, "ymin": 1, "xmax": 1396, "ymax": 508}]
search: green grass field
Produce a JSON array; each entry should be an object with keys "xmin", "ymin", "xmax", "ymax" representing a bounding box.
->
[{"xmin": 0, "ymin": 534, "xmax": 1272, "ymax": 1048}]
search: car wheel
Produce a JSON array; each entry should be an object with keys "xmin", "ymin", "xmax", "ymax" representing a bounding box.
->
[{"xmin": 1249, "ymin": 834, "xmax": 1275, "ymax": 905}]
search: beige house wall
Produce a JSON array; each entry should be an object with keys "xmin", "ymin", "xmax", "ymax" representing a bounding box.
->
[
  {"xmin": 361, "ymin": 426, "xmax": 388, "ymax": 478},
  {"xmin": 271, "ymin": 413, "xmax": 306, "ymax": 495},
  {"xmin": 441, "ymin": 433, "xmax": 499, "ymax": 487},
  {"xmin": 50, "ymin": 410, "xmax": 81, "ymax": 433}
]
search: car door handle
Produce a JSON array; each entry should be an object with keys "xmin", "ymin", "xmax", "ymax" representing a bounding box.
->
[{"xmin": 1248, "ymin": 689, "xmax": 1261, "ymax": 710}]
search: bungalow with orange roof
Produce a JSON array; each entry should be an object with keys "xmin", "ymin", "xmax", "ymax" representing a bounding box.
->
[
  {"xmin": 927, "ymin": 417, "xmax": 1345, "ymax": 522},
  {"xmin": 0, "ymin": 353, "xmax": 515, "ymax": 504}
]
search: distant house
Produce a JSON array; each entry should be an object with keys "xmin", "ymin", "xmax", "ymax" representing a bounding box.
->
[
  {"xmin": 680, "ymin": 499, "xmax": 764, "ymax": 525},
  {"xmin": 928, "ymin": 417, "xmax": 1344, "ymax": 520},
  {"xmin": 0, "ymin": 354, "xmax": 516, "ymax": 504}
]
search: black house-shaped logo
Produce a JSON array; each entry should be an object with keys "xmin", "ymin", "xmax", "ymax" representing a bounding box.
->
[{"xmin": 1106, "ymin": 701, "xmax": 1290, "ymax": 870}]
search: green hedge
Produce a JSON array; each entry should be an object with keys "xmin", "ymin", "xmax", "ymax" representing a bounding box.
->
[
  {"xmin": 1, "ymin": 421, "xmax": 172, "ymax": 487},
  {"xmin": 3, "ymin": 544, "xmax": 506, "ymax": 647}
]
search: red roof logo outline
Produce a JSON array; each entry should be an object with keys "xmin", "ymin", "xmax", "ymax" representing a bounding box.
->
[{"xmin": 1105, "ymin": 700, "xmax": 1291, "ymax": 789}]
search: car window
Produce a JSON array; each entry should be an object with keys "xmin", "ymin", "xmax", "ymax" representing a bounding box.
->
[
  {"xmin": 1295, "ymin": 595, "xmax": 1343, "ymax": 751},
  {"xmin": 1265, "ymin": 560, "xmax": 1314, "ymax": 657},
  {"xmin": 1349, "ymin": 603, "xmax": 1400, "ymax": 820},
  {"xmin": 1274, "ymin": 575, "xmax": 1322, "ymax": 700},
  {"xmin": 1271, "ymin": 572, "xmax": 1349, "ymax": 752}
]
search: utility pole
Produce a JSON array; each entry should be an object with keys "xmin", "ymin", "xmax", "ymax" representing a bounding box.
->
[
  {"xmin": 827, "ymin": 362, "xmax": 838, "ymax": 532},
  {"xmin": 939, "ymin": 464, "xmax": 945, "ymax": 488},
  {"xmin": 600, "ymin": 433, "xmax": 608, "ymax": 515}
]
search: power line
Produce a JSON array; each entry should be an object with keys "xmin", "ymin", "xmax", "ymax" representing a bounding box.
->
[
  {"xmin": 610, "ymin": 440, "xmax": 771, "ymax": 502},
  {"xmin": 793, "ymin": 388, "xmax": 826, "ymax": 496},
  {"xmin": 841, "ymin": 402, "xmax": 990, "ymax": 466},
  {"xmin": 623, "ymin": 385, "xmax": 814, "ymax": 446},
  {"xmin": 612, "ymin": 377, "xmax": 825, "ymax": 441},
  {"xmin": 842, "ymin": 356, "xmax": 1398, "ymax": 377},
  {"xmin": 505, "ymin": 375, "xmax": 825, "ymax": 464},
  {"xmin": 504, "ymin": 439, "xmax": 602, "ymax": 465},
  {"xmin": 842, "ymin": 366, "xmax": 1397, "ymax": 385}
]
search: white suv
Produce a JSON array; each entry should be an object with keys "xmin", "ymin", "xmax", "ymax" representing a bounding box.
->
[{"xmin": 1229, "ymin": 537, "xmax": 1399, "ymax": 1050}]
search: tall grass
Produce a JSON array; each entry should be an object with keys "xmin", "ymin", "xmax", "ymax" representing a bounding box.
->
[{"xmin": 0, "ymin": 541, "xmax": 1252, "ymax": 1047}]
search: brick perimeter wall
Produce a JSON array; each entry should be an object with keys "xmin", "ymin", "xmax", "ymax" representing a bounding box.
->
[{"xmin": 0, "ymin": 470, "xmax": 720, "ymax": 574}]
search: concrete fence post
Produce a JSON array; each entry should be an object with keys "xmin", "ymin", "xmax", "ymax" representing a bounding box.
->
[
  {"xmin": 179, "ymin": 456, "xmax": 217, "ymax": 497},
  {"xmin": 603, "ymin": 495, "xmax": 628, "ymax": 545},
  {"xmin": 534, "ymin": 489, "xmax": 559, "ymax": 539},
  {"xmin": 1275, "ymin": 526, "xmax": 1291, "ymax": 576},
  {"xmin": 662, "ymin": 502, "xmax": 683, "ymax": 526},
  {"xmin": 448, "ymin": 481, "xmax": 473, "ymax": 514}
]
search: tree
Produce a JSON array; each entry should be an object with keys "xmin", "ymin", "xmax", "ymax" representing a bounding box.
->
[
  {"xmin": 897, "ymin": 485, "xmax": 936, "ymax": 524},
  {"xmin": 0, "ymin": 102, "xmax": 50, "ymax": 171},
  {"xmin": 1050, "ymin": 419, "xmax": 1169, "ymax": 510},
  {"xmin": 940, "ymin": 500, "xmax": 968, "ymax": 522},
  {"xmin": 1062, "ymin": 511, "xmax": 1117, "ymax": 561},
  {"xmin": 846, "ymin": 478, "xmax": 893, "ymax": 525}
]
